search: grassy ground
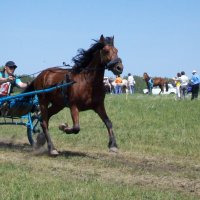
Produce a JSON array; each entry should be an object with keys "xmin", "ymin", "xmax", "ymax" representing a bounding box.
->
[{"xmin": 0, "ymin": 94, "xmax": 200, "ymax": 199}]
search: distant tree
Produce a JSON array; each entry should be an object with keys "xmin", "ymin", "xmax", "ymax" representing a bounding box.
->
[{"xmin": 133, "ymin": 75, "xmax": 146, "ymax": 93}]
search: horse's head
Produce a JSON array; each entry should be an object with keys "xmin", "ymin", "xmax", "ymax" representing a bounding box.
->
[
  {"xmin": 99, "ymin": 35, "xmax": 123, "ymax": 75},
  {"xmin": 143, "ymin": 72, "xmax": 149, "ymax": 81},
  {"xmin": 72, "ymin": 35, "xmax": 123, "ymax": 75}
]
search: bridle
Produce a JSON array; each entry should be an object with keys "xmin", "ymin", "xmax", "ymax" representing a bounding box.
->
[{"xmin": 105, "ymin": 57, "xmax": 122, "ymax": 71}]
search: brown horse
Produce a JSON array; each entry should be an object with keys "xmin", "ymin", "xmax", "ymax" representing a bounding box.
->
[
  {"xmin": 24, "ymin": 35, "xmax": 123, "ymax": 155},
  {"xmin": 143, "ymin": 72, "xmax": 168, "ymax": 94}
]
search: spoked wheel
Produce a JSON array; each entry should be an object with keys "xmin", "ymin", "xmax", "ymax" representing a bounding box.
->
[{"xmin": 27, "ymin": 113, "xmax": 46, "ymax": 147}]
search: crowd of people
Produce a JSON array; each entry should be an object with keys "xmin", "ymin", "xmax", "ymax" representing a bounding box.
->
[
  {"xmin": 108, "ymin": 70, "xmax": 200, "ymax": 100},
  {"xmin": 112, "ymin": 70, "xmax": 200, "ymax": 100},
  {"xmin": 112, "ymin": 73, "xmax": 136, "ymax": 94},
  {"xmin": 173, "ymin": 70, "xmax": 200, "ymax": 100}
]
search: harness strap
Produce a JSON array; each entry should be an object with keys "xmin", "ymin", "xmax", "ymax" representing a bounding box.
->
[{"xmin": 61, "ymin": 74, "xmax": 74, "ymax": 107}]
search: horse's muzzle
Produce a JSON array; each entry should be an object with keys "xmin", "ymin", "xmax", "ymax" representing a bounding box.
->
[{"xmin": 106, "ymin": 57, "xmax": 123, "ymax": 75}]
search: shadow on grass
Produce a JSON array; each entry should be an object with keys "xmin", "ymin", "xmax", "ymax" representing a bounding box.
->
[
  {"xmin": 58, "ymin": 150, "xmax": 90, "ymax": 159},
  {"xmin": 0, "ymin": 141, "xmax": 32, "ymax": 151},
  {"xmin": 0, "ymin": 140, "xmax": 92, "ymax": 159}
]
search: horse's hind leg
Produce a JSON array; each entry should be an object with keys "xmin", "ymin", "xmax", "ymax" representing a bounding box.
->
[
  {"xmin": 59, "ymin": 105, "xmax": 80, "ymax": 134},
  {"xmin": 159, "ymin": 85, "xmax": 163, "ymax": 94},
  {"xmin": 39, "ymin": 102, "xmax": 59, "ymax": 156},
  {"xmin": 40, "ymin": 119, "xmax": 58, "ymax": 156},
  {"xmin": 95, "ymin": 104, "xmax": 118, "ymax": 153}
]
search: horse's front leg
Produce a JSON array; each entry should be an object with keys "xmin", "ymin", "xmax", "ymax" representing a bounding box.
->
[
  {"xmin": 59, "ymin": 105, "xmax": 80, "ymax": 134},
  {"xmin": 95, "ymin": 104, "xmax": 118, "ymax": 153}
]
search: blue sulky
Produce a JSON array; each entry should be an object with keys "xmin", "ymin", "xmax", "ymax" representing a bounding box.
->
[{"xmin": 0, "ymin": 82, "xmax": 74, "ymax": 146}]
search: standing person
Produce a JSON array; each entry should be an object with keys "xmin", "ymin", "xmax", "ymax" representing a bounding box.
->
[
  {"xmin": 173, "ymin": 72, "xmax": 181, "ymax": 100},
  {"xmin": 114, "ymin": 75, "xmax": 123, "ymax": 94},
  {"xmin": 0, "ymin": 61, "xmax": 29, "ymax": 97},
  {"xmin": 127, "ymin": 73, "xmax": 136, "ymax": 94},
  {"xmin": 103, "ymin": 77, "xmax": 112, "ymax": 94},
  {"xmin": 190, "ymin": 70, "xmax": 200, "ymax": 100},
  {"xmin": 180, "ymin": 71, "xmax": 189, "ymax": 99}
]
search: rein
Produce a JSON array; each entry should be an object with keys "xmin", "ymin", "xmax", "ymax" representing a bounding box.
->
[
  {"xmin": 17, "ymin": 50, "xmax": 121, "ymax": 79},
  {"xmin": 15, "ymin": 58, "xmax": 119, "ymax": 80},
  {"xmin": 17, "ymin": 64, "xmax": 72, "ymax": 79}
]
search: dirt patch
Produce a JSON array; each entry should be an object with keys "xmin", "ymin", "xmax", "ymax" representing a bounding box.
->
[
  {"xmin": 1, "ymin": 141, "xmax": 200, "ymax": 197},
  {"xmin": 82, "ymin": 151, "xmax": 200, "ymax": 196}
]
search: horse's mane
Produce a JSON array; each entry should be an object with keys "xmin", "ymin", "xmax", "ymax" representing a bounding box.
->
[
  {"xmin": 143, "ymin": 72, "xmax": 149, "ymax": 77},
  {"xmin": 72, "ymin": 41, "xmax": 104, "ymax": 72}
]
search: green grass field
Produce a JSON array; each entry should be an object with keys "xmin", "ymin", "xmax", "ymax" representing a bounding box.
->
[{"xmin": 0, "ymin": 94, "xmax": 200, "ymax": 199}]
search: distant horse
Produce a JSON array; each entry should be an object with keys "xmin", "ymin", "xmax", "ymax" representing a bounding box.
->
[
  {"xmin": 24, "ymin": 35, "xmax": 123, "ymax": 155},
  {"xmin": 143, "ymin": 72, "xmax": 168, "ymax": 94}
]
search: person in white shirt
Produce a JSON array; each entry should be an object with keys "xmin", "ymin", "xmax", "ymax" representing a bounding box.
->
[
  {"xmin": 127, "ymin": 73, "xmax": 136, "ymax": 94},
  {"xmin": 180, "ymin": 71, "xmax": 189, "ymax": 99}
]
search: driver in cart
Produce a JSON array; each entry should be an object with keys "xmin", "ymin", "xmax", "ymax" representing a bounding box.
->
[
  {"xmin": 0, "ymin": 61, "xmax": 29, "ymax": 97},
  {"xmin": 0, "ymin": 61, "xmax": 30, "ymax": 116}
]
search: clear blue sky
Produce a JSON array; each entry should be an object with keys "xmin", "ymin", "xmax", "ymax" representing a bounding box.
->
[{"xmin": 1, "ymin": 0, "xmax": 200, "ymax": 78}]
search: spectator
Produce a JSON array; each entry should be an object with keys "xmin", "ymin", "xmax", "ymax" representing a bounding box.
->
[
  {"xmin": 173, "ymin": 72, "xmax": 181, "ymax": 100},
  {"xmin": 127, "ymin": 73, "xmax": 136, "ymax": 94},
  {"xmin": 103, "ymin": 77, "xmax": 112, "ymax": 94},
  {"xmin": 180, "ymin": 71, "xmax": 189, "ymax": 99},
  {"xmin": 114, "ymin": 75, "xmax": 122, "ymax": 94},
  {"xmin": 190, "ymin": 70, "xmax": 200, "ymax": 100}
]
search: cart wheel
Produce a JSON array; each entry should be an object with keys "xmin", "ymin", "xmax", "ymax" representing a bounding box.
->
[{"xmin": 27, "ymin": 114, "xmax": 46, "ymax": 147}]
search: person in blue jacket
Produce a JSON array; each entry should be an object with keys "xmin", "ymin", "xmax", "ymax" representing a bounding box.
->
[{"xmin": 190, "ymin": 70, "xmax": 200, "ymax": 100}]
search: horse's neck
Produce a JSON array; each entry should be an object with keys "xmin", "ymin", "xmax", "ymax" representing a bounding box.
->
[
  {"xmin": 87, "ymin": 69, "xmax": 105, "ymax": 84},
  {"xmin": 85, "ymin": 59, "xmax": 105, "ymax": 83}
]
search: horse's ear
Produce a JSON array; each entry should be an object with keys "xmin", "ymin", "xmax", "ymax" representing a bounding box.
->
[
  {"xmin": 99, "ymin": 35, "xmax": 105, "ymax": 43},
  {"xmin": 112, "ymin": 36, "xmax": 114, "ymax": 46}
]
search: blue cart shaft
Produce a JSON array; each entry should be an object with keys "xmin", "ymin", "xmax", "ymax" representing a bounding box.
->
[{"xmin": 0, "ymin": 81, "xmax": 74, "ymax": 104}]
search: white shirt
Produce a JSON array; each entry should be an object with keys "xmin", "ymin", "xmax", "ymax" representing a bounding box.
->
[
  {"xmin": 127, "ymin": 75, "xmax": 135, "ymax": 86},
  {"xmin": 180, "ymin": 75, "xmax": 189, "ymax": 86}
]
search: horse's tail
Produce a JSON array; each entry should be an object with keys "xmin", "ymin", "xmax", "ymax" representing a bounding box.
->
[{"xmin": 165, "ymin": 81, "xmax": 169, "ymax": 91}]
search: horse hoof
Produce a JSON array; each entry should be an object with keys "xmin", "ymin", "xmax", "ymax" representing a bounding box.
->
[
  {"xmin": 109, "ymin": 147, "xmax": 118, "ymax": 153},
  {"xmin": 50, "ymin": 149, "xmax": 59, "ymax": 156},
  {"xmin": 59, "ymin": 123, "xmax": 68, "ymax": 132}
]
